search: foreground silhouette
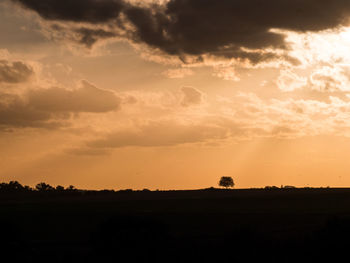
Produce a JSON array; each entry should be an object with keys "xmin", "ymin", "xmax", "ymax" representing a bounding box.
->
[{"xmin": 1, "ymin": 181, "xmax": 350, "ymax": 262}]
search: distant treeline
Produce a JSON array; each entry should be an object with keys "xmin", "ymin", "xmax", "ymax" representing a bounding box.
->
[
  {"xmin": 0, "ymin": 181, "xmax": 153, "ymax": 196},
  {"xmin": 0, "ymin": 181, "xmax": 325, "ymax": 196},
  {"xmin": 0, "ymin": 181, "xmax": 78, "ymax": 193}
]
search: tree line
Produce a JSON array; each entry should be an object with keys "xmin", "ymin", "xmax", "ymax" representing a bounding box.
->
[
  {"xmin": 0, "ymin": 181, "xmax": 77, "ymax": 193},
  {"xmin": 0, "ymin": 176, "xmax": 236, "ymax": 195}
]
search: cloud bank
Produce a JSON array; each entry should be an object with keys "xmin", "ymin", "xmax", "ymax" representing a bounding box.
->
[
  {"xmin": 0, "ymin": 81, "xmax": 121, "ymax": 129},
  {"xmin": 14, "ymin": 0, "xmax": 125, "ymax": 23},
  {"xmin": 13, "ymin": 0, "xmax": 350, "ymax": 64},
  {"xmin": 86, "ymin": 120, "xmax": 233, "ymax": 148}
]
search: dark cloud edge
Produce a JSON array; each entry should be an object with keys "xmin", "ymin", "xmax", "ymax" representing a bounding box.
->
[{"xmin": 13, "ymin": 0, "xmax": 350, "ymax": 64}]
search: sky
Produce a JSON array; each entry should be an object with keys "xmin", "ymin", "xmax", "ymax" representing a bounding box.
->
[{"xmin": 2, "ymin": 0, "xmax": 350, "ymax": 190}]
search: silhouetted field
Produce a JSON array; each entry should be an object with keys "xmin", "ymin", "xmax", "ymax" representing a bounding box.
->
[{"xmin": 1, "ymin": 186, "xmax": 350, "ymax": 262}]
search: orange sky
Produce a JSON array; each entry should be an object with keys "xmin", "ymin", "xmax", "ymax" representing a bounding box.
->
[{"xmin": 2, "ymin": 0, "xmax": 350, "ymax": 189}]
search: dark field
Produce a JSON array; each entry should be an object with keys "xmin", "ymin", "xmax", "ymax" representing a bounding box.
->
[{"xmin": 2, "ymin": 188, "xmax": 350, "ymax": 262}]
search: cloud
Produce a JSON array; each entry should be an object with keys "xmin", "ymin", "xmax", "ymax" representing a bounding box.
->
[
  {"xmin": 277, "ymin": 69, "xmax": 307, "ymax": 92},
  {"xmin": 277, "ymin": 66, "xmax": 350, "ymax": 92},
  {"xmin": 0, "ymin": 92, "xmax": 64, "ymax": 129},
  {"xmin": 15, "ymin": 85, "xmax": 350, "ymax": 152},
  {"xmin": 181, "ymin": 87, "xmax": 202, "ymax": 107},
  {"xmin": 125, "ymin": 0, "xmax": 350, "ymax": 58},
  {"xmin": 0, "ymin": 81, "xmax": 121, "ymax": 129},
  {"xmin": 309, "ymin": 66, "xmax": 350, "ymax": 92},
  {"xmin": 233, "ymin": 92, "xmax": 350, "ymax": 138},
  {"xmin": 86, "ymin": 120, "xmax": 233, "ymax": 148},
  {"xmin": 162, "ymin": 68, "xmax": 193, "ymax": 79},
  {"xmin": 49, "ymin": 23, "xmax": 118, "ymax": 48},
  {"xmin": 13, "ymin": 0, "xmax": 125, "ymax": 23},
  {"xmin": 28, "ymin": 80, "xmax": 121, "ymax": 113},
  {"xmin": 0, "ymin": 60, "xmax": 34, "ymax": 83},
  {"xmin": 74, "ymin": 27, "xmax": 118, "ymax": 48},
  {"xmin": 68, "ymin": 89, "xmax": 350, "ymax": 151},
  {"xmin": 13, "ymin": 0, "xmax": 350, "ymax": 64},
  {"xmin": 213, "ymin": 67, "xmax": 240, "ymax": 81}
]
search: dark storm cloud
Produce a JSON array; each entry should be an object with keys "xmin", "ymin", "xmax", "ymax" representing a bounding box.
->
[
  {"xmin": 48, "ymin": 24, "xmax": 118, "ymax": 47},
  {"xmin": 0, "ymin": 60, "xmax": 34, "ymax": 84},
  {"xmin": 75, "ymin": 28, "xmax": 118, "ymax": 47},
  {"xmin": 124, "ymin": 0, "xmax": 350, "ymax": 60},
  {"xmin": 12, "ymin": 0, "xmax": 350, "ymax": 63},
  {"xmin": 0, "ymin": 81, "xmax": 121, "ymax": 129},
  {"xmin": 13, "ymin": 0, "xmax": 125, "ymax": 23}
]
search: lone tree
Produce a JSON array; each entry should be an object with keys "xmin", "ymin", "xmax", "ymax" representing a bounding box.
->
[{"xmin": 219, "ymin": 176, "xmax": 234, "ymax": 189}]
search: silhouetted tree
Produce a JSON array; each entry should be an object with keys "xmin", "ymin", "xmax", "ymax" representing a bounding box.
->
[
  {"xmin": 35, "ymin": 182, "xmax": 54, "ymax": 192},
  {"xmin": 0, "ymin": 181, "xmax": 25, "ymax": 192},
  {"xmin": 56, "ymin": 185, "xmax": 65, "ymax": 191},
  {"xmin": 219, "ymin": 176, "xmax": 234, "ymax": 189},
  {"xmin": 23, "ymin": 185, "xmax": 33, "ymax": 191},
  {"xmin": 67, "ymin": 185, "xmax": 76, "ymax": 191},
  {"xmin": 265, "ymin": 186, "xmax": 279, "ymax": 190}
]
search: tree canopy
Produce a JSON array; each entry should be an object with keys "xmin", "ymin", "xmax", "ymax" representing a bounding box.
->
[{"xmin": 219, "ymin": 176, "xmax": 234, "ymax": 189}]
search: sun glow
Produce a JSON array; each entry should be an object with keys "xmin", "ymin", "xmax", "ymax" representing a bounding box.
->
[{"xmin": 285, "ymin": 27, "xmax": 350, "ymax": 67}]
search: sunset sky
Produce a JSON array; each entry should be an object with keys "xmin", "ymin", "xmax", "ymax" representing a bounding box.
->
[{"xmin": 2, "ymin": 0, "xmax": 350, "ymax": 189}]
